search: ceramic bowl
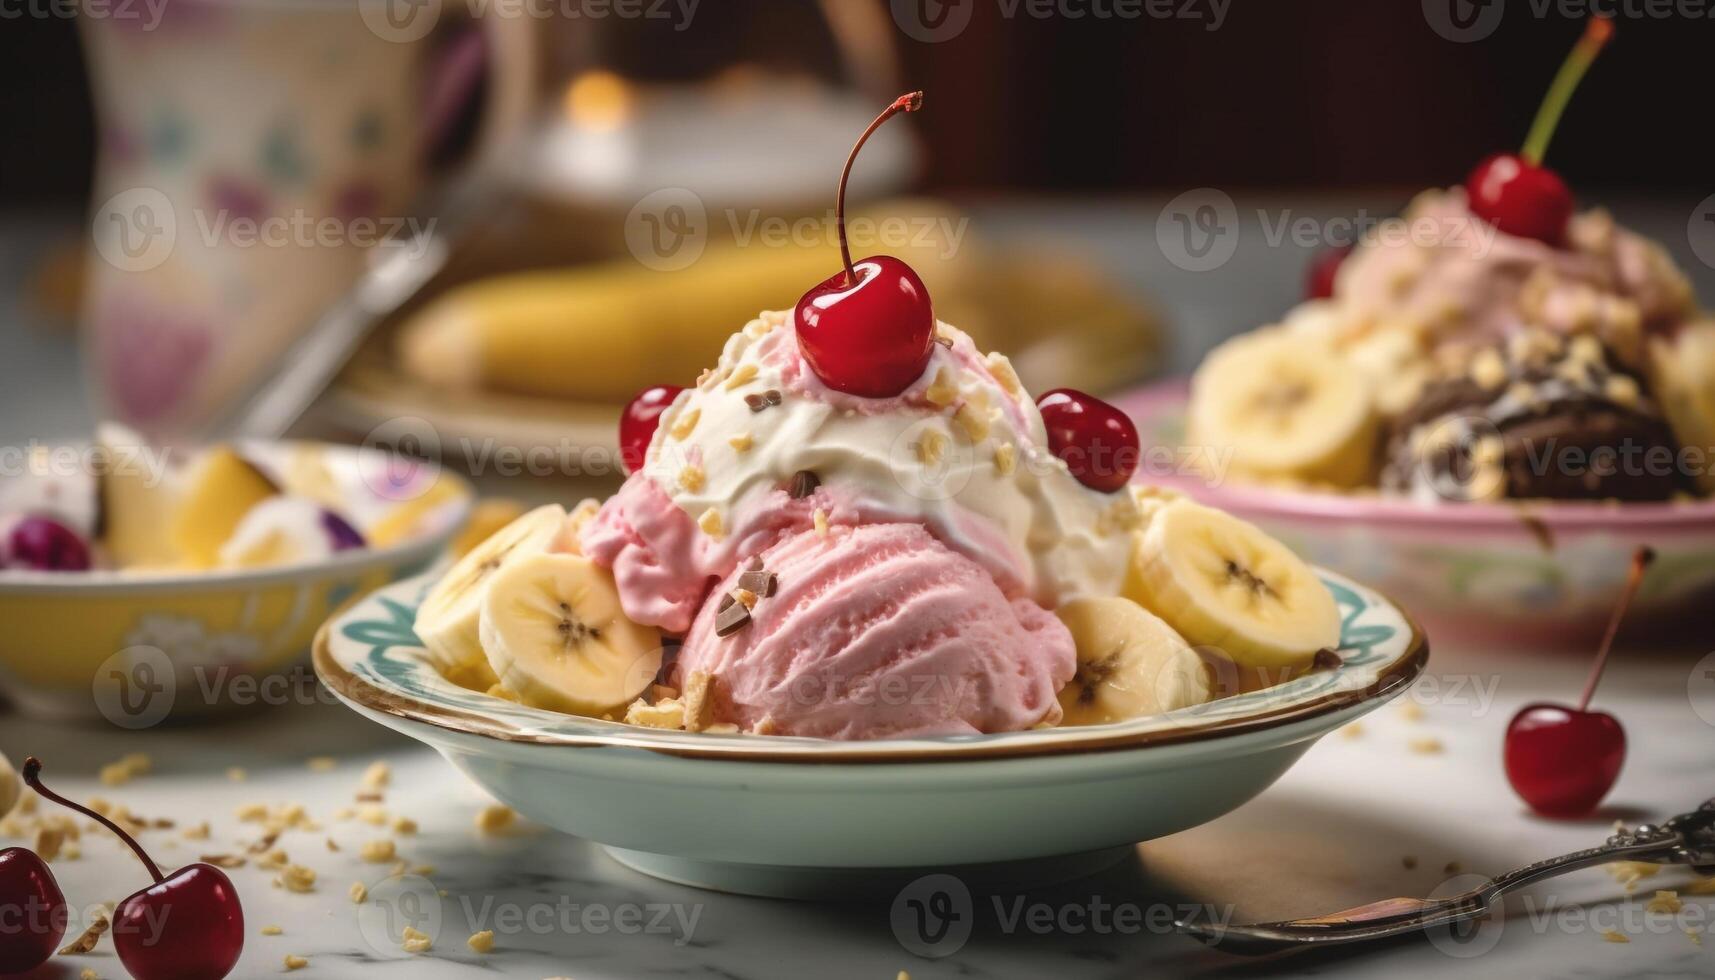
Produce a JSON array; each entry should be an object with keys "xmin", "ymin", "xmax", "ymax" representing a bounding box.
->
[
  {"xmin": 0, "ymin": 443, "xmax": 472, "ymax": 724},
  {"xmin": 315, "ymin": 569, "xmax": 1426, "ymax": 898},
  {"xmin": 1118, "ymin": 381, "xmax": 1715, "ymax": 648}
]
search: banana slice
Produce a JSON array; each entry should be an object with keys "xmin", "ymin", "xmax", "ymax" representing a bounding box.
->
[
  {"xmin": 1649, "ymin": 322, "xmax": 1715, "ymax": 494},
  {"xmin": 478, "ymin": 553, "xmax": 662, "ymax": 716},
  {"xmin": 0, "ymin": 750, "xmax": 18, "ymax": 819},
  {"xmin": 1188, "ymin": 328, "xmax": 1378, "ymax": 488},
  {"xmin": 1127, "ymin": 499, "xmax": 1339, "ymax": 670},
  {"xmin": 415, "ymin": 503, "xmax": 566, "ymax": 678},
  {"xmin": 1055, "ymin": 597, "xmax": 1214, "ymax": 726}
]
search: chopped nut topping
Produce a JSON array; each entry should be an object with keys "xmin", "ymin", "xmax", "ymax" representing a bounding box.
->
[
  {"xmin": 475, "ymin": 805, "xmax": 516, "ymax": 835},
  {"xmin": 401, "ymin": 926, "xmax": 432, "ymax": 954},
  {"xmin": 698, "ymin": 507, "xmax": 724, "ymax": 539},
  {"xmin": 953, "ymin": 403, "xmax": 990, "ymax": 442},
  {"xmin": 669, "ymin": 407, "xmax": 702, "ymax": 440},
  {"xmin": 260, "ymin": 925, "xmax": 284, "ymax": 936},
  {"xmin": 278, "ymin": 865, "xmax": 317, "ymax": 893},
  {"xmin": 58, "ymin": 914, "xmax": 109, "ymax": 954},
  {"xmin": 362, "ymin": 761, "xmax": 392, "ymax": 790},
  {"xmin": 1469, "ymin": 348, "xmax": 1507, "ymax": 389},
  {"xmin": 679, "ymin": 464, "xmax": 706, "ymax": 493},
  {"xmin": 813, "ymin": 508, "xmax": 829, "ymax": 535},
  {"xmin": 349, "ymin": 882, "xmax": 367, "ymax": 903},
  {"xmin": 201, "ymin": 854, "xmax": 247, "ymax": 869},
  {"xmin": 914, "ymin": 430, "xmax": 948, "ymax": 467},
  {"xmin": 183, "ymin": 822, "xmax": 210, "ymax": 840},
  {"xmin": 1604, "ymin": 374, "xmax": 1640, "ymax": 407},
  {"xmin": 392, "ymin": 817, "xmax": 418, "ymax": 835},
  {"xmin": 1600, "ymin": 929, "xmax": 1630, "ymax": 944},
  {"xmin": 993, "ymin": 443, "xmax": 1016, "ymax": 475},
  {"xmin": 683, "ymin": 672, "xmax": 716, "ymax": 732},
  {"xmin": 1645, "ymin": 890, "xmax": 1683, "ymax": 914},
  {"xmin": 985, "ymin": 352, "xmax": 1023, "ymax": 396},
  {"xmin": 468, "ymin": 930, "xmax": 496, "ymax": 953},
  {"xmin": 1398, "ymin": 701, "xmax": 1425, "ymax": 722},
  {"xmin": 723, "ymin": 364, "xmax": 759, "ymax": 390},
  {"xmin": 1407, "ymin": 737, "xmax": 1444, "ymax": 755},
  {"xmin": 733, "ymin": 588, "xmax": 758, "ymax": 610},
  {"xmin": 924, "ymin": 368, "xmax": 959, "ymax": 407},
  {"xmin": 625, "ymin": 698, "xmax": 687, "ymax": 729},
  {"xmin": 284, "ymin": 954, "xmax": 308, "ymax": 971},
  {"xmin": 728, "ymin": 432, "xmax": 754, "ymax": 452},
  {"xmin": 360, "ymin": 839, "xmax": 397, "ymax": 863}
]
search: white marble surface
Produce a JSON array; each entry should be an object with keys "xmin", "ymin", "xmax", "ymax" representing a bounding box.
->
[{"xmin": 3, "ymin": 641, "xmax": 1712, "ymax": 980}]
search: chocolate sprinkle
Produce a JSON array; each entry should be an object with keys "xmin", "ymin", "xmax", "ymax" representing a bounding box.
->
[
  {"xmin": 788, "ymin": 470, "xmax": 821, "ymax": 499},
  {"xmin": 715, "ymin": 595, "xmax": 751, "ymax": 636},
  {"xmin": 745, "ymin": 393, "xmax": 768, "ymax": 412},
  {"xmin": 738, "ymin": 568, "xmax": 778, "ymax": 598},
  {"xmin": 1310, "ymin": 648, "xmax": 1343, "ymax": 671},
  {"xmin": 765, "ymin": 389, "xmax": 783, "ymax": 405},
  {"xmin": 935, "ymin": 335, "xmax": 954, "ymax": 348}
]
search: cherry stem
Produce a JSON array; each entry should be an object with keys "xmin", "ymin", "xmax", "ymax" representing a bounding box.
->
[
  {"xmin": 22, "ymin": 756, "xmax": 164, "ymax": 883},
  {"xmin": 1521, "ymin": 16, "xmax": 1614, "ymax": 166},
  {"xmin": 836, "ymin": 91, "xmax": 923, "ymax": 285},
  {"xmin": 1578, "ymin": 546, "xmax": 1654, "ymax": 712}
]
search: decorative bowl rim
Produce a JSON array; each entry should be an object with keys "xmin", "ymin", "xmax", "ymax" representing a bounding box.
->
[
  {"xmin": 314, "ymin": 569, "xmax": 1429, "ymax": 765},
  {"xmin": 1115, "ymin": 379, "xmax": 1715, "ymax": 532}
]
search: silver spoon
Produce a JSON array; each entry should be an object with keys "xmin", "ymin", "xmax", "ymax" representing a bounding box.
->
[{"xmin": 1177, "ymin": 798, "xmax": 1715, "ymax": 955}]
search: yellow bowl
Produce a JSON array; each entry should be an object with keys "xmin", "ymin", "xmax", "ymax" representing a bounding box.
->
[{"xmin": 0, "ymin": 444, "xmax": 472, "ymax": 725}]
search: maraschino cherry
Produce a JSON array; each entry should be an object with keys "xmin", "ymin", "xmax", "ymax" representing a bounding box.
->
[
  {"xmin": 24, "ymin": 757, "xmax": 245, "ymax": 980},
  {"xmin": 1305, "ymin": 245, "xmax": 1351, "ymax": 300},
  {"xmin": 1503, "ymin": 546, "xmax": 1652, "ymax": 817},
  {"xmin": 795, "ymin": 92, "xmax": 936, "ymax": 398},
  {"xmin": 0, "ymin": 844, "xmax": 67, "ymax": 974},
  {"xmin": 618, "ymin": 384, "xmax": 685, "ymax": 475},
  {"xmin": 1037, "ymin": 388, "xmax": 1141, "ymax": 493},
  {"xmin": 1465, "ymin": 16, "xmax": 1613, "ymax": 245}
]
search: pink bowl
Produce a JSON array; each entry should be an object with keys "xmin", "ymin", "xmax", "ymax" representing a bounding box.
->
[{"xmin": 1116, "ymin": 381, "xmax": 1715, "ymax": 648}]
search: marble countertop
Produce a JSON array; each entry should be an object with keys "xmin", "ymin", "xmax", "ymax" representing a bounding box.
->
[{"xmin": 4, "ymin": 644, "xmax": 1712, "ymax": 980}]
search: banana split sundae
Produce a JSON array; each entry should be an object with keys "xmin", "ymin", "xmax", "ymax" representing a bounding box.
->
[
  {"xmin": 412, "ymin": 94, "xmax": 1340, "ymax": 740},
  {"xmin": 1188, "ymin": 18, "xmax": 1714, "ymax": 504}
]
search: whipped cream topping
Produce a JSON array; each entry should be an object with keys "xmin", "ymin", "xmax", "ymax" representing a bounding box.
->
[
  {"xmin": 633, "ymin": 311, "xmax": 1135, "ymax": 610},
  {"xmin": 1333, "ymin": 188, "xmax": 1693, "ymax": 356}
]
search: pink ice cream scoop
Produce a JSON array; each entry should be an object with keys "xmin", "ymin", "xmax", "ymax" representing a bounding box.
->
[{"xmin": 673, "ymin": 523, "xmax": 1074, "ymax": 740}]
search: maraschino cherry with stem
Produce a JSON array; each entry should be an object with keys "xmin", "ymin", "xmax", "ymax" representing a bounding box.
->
[
  {"xmin": 1466, "ymin": 16, "xmax": 1613, "ymax": 245},
  {"xmin": 0, "ymin": 842, "xmax": 67, "ymax": 974},
  {"xmin": 795, "ymin": 92, "xmax": 936, "ymax": 398},
  {"xmin": 1504, "ymin": 546, "xmax": 1653, "ymax": 818},
  {"xmin": 24, "ymin": 757, "xmax": 245, "ymax": 980},
  {"xmin": 618, "ymin": 384, "xmax": 685, "ymax": 475}
]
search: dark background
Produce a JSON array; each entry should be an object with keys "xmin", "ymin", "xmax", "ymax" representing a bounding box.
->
[{"xmin": 3, "ymin": 0, "xmax": 1708, "ymax": 206}]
